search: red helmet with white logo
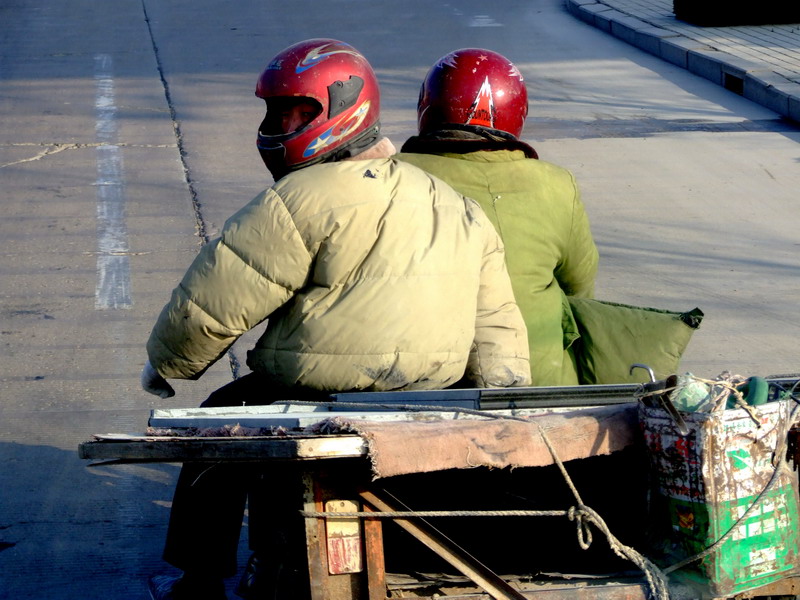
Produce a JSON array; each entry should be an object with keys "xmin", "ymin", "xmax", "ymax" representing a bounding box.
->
[
  {"xmin": 417, "ymin": 48, "xmax": 528, "ymax": 140},
  {"xmin": 255, "ymin": 39, "xmax": 381, "ymax": 179}
]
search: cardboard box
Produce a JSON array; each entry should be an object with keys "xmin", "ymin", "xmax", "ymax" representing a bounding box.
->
[{"xmin": 640, "ymin": 396, "xmax": 800, "ymax": 596}]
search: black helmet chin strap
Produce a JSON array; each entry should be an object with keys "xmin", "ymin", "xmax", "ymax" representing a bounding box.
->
[
  {"xmin": 331, "ymin": 122, "xmax": 381, "ymax": 159},
  {"xmin": 257, "ymin": 143, "xmax": 290, "ymax": 181}
]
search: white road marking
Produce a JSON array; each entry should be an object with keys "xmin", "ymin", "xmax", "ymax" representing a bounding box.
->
[{"xmin": 94, "ymin": 54, "xmax": 132, "ymax": 309}]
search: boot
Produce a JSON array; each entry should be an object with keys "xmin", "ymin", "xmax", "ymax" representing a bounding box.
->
[
  {"xmin": 148, "ymin": 574, "xmax": 227, "ymax": 600},
  {"xmin": 235, "ymin": 552, "xmax": 309, "ymax": 600}
]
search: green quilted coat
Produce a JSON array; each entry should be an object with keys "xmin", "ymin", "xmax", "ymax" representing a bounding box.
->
[{"xmin": 398, "ymin": 149, "xmax": 598, "ymax": 385}]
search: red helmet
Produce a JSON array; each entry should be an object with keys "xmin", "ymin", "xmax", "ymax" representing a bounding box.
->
[
  {"xmin": 417, "ymin": 48, "xmax": 528, "ymax": 139},
  {"xmin": 255, "ymin": 39, "xmax": 381, "ymax": 179}
]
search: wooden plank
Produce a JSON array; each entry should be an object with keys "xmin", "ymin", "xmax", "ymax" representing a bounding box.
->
[
  {"xmin": 82, "ymin": 402, "xmax": 638, "ymax": 469},
  {"xmin": 363, "ymin": 503, "xmax": 387, "ymax": 600},
  {"xmin": 325, "ymin": 500, "xmax": 363, "ymax": 574},
  {"xmin": 303, "ymin": 472, "xmax": 330, "ymax": 600},
  {"xmin": 358, "ymin": 489, "xmax": 528, "ymax": 600},
  {"xmin": 148, "ymin": 410, "xmax": 454, "ymax": 429},
  {"xmin": 381, "ymin": 573, "xmax": 800, "ymax": 599},
  {"xmin": 147, "ymin": 404, "xmax": 637, "ymax": 430},
  {"xmin": 304, "ymin": 473, "xmax": 367, "ymax": 600},
  {"xmin": 386, "ymin": 578, "xmax": 650, "ymax": 599},
  {"xmin": 78, "ymin": 434, "xmax": 366, "ymax": 462},
  {"xmin": 151, "ymin": 404, "xmax": 332, "ymax": 417}
]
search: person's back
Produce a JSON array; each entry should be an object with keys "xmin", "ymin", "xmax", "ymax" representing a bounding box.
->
[
  {"xmin": 149, "ymin": 154, "xmax": 530, "ymax": 391},
  {"xmin": 256, "ymin": 157, "xmax": 529, "ymax": 389},
  {"xmin": 396, "ymin": 48, "xmax": 599, "ymax": 386},
  {"xmin": 142, "ymin": 39, "xmax": 531, "ymax": 600}
]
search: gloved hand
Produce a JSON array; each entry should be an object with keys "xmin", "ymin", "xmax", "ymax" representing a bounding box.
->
[{"xmin": 140, "ymin": 360, "xmax": 175, "ymax": 398}]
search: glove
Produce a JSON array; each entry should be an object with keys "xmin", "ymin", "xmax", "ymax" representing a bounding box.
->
[{"xmin": 140, "ymin": 360, "xmax": 175, "ymax": 398}]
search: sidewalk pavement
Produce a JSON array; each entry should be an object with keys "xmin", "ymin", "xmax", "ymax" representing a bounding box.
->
[{"xmin": 566, "ymin": 0, "xmax": 800, "ymax": 123}]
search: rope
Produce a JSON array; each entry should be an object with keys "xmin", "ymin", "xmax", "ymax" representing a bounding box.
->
[
  {"xmin": 634, "ymin": 373, "xmax": 760, "ymax": 426},
  {"xmin": 531, "ymin": 422, "xmax": 670, "ymax": 600},
  {"xmin": 301, "ymin": 509, "xmax": 570, "ymax": 518},
  {"xmin": 289, "ymin": 398, "xmax": 672, "ymax": 600},
  {"xmin": 301, "ymin": 503, "xmax": 668, "ymax": 600},
  {"xmin": 569, "ymin": 505, "xmax": 671, "ymax": 600},
  {"xmin": 293, "ymin": 379, "xmax": 800, "ymax": 598}
]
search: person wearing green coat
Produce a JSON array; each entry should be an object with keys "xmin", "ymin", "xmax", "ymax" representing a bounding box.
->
[{"xmin": 397, "ymin": 48, "xmax": 599, "ymax": 386}]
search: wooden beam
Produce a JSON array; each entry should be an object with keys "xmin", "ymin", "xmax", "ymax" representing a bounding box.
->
[
  {"xmin": 362, "ymin": 503, "xmax": 387, "ymax": 600},
  {"xmin": 146, "ymin": 404, "xmax": 638, "ymax": 430},
  {"xmin": 358, "ymin": 489, "xmax": 528, "ymax": 600},
  {"xmin": 78, "ymin": 434, "xmax": 366, "ymax": 462}
]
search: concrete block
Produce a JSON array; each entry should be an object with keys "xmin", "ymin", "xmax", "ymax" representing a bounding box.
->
[
  {"xmin": 745, "ymin": 84, "xmax": 789, "ymax": 117},
  {"xmin": 582, "ymin": 5, "xmax": 622, "ymax": 32},
  {"xmin": 687, "ymin": 47, "xmax": 727, "ymax": 86},
  {"xmin": 744, "ymin": 71, "xmax": 798, "ymax": 118},
  {"xmin": 610, "ymin": 14, "xmax": 651, "ymax": 46},
  {"xmin": 565, "ymin": 0, "xmax": 605, "ymax": 26},
  {"xmin": 714, "ymin": 56, "xmax": 761, "ymax": 96},
  {"xmin": 789, "ymin": 95, "xmax": 800, "ymax": 125},
  {"xmin": 659, "ymin": 35, "xmax": 711, "ymax": 69},
  {"xmin": 565, "ymin": 0, "xmax": 596, "ymax": 24},
  {"xmin": 633, "ymin": 26, "xmax": 681, "ymax": 58}
]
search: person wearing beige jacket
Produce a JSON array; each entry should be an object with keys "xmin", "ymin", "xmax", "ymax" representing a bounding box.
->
[
  {"xmin": 141, "ymin": 39, "xmax": 529, "ymax": 600},
  {"xmin": 144, "ymin": 152, "xmax": 531, "ymax": 395}
]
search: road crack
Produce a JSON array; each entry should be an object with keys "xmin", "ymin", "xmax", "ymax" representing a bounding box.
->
[{"xmin": 0, "ymin": 142, "xmax": 177, "ymax": 168}]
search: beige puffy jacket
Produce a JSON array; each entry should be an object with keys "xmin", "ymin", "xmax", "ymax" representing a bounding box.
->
[{"xmin": 146, "ymin": 156, "xmax": 530, "ymax": 391}]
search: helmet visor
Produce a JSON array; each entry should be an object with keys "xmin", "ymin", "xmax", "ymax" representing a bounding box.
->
[{"xmin": 259, "ymin": 97, "xmax": 323, "ymax": 136}]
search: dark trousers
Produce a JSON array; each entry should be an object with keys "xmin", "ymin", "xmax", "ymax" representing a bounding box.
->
[{"xmin": 162, "ymin": 374, "xmax": 328, "ymax": 578}]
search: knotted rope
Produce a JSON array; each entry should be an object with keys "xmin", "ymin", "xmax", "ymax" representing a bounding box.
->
[{"xmin": 295, "ymin": 399, "xmax": 671, "ymax": 600}]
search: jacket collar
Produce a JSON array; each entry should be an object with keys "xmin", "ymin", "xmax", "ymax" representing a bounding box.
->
[
  {"xmin": 400, "ymin": 129, "xmax": 538, "ymax": 159},
  {"xmin": 345, "ymin": 137, "xmax": 397, "ymax": 161}
]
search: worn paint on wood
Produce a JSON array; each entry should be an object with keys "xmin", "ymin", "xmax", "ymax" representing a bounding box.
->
[{"xmin": 325, "ymin": 499, "xmax": 363, "ymax": 574}]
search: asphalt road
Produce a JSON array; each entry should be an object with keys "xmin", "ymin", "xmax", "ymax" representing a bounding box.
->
[{"xmin": 1, "ymin": 0, "xmax": 799, "ymax": 598}]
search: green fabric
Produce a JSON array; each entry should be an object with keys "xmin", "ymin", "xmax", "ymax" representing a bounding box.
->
[
  {"xmin": 568, "ymin": 298, "xmax": 704, "ymax": 384},
  {"xmin": 397, "ymin": 149, "xmax": 598, "ymax": 386}
]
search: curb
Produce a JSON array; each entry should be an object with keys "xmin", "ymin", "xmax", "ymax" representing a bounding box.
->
[{"xmin": 565, "ymin": 0, "xmax": 800, "ymax": 123}]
